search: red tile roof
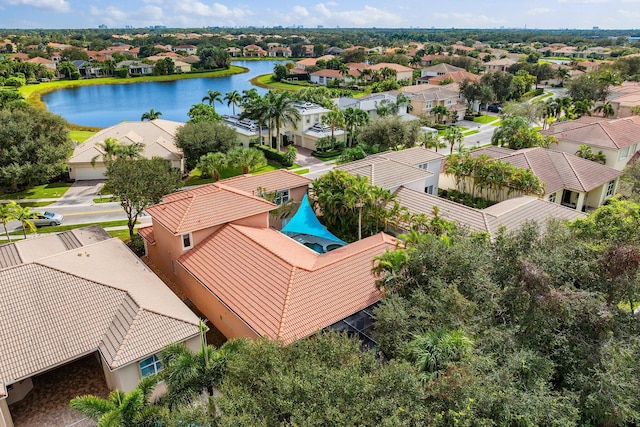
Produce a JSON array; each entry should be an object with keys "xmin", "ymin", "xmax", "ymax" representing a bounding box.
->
[
  {"xmin": 147, "ymin": 183, "xmax": 275, "ymax": 234},
  {"xmin": 178, "ymin": 224, "xmax": 396, "ymax": 343},
  {"xmin": 542, "ymin": 117, "xmax": 640, "ymax": 150}
]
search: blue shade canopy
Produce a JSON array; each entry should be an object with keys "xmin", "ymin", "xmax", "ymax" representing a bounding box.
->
[{"xmin": 281, "ymin": 194, "xmax": 347, "ymax": 246}]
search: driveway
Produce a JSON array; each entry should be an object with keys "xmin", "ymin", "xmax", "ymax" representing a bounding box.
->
[{"xmin": 51, "ymin": 180, "xmax": 105, "ymax": 206}]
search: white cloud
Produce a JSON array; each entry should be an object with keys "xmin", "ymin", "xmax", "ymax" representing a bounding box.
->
[
  {"xmin": 89, "ymin": 4, "xmax": 164, "ymax": 26},
  {"xmin": 527, "ymin": 7, "xmax": 551, "ymax": 15},
  {"xmin": 292, "ymin": 5, "xmax": 309, "ymax": 18},
  {"xmin": 310, "ymin": 3, "xmax": 403, "ymax": 27},
  {"xmin": 558, "ymin": 0, "xmax": 609, "ymax": 3},
  {"xmin": 6, "ymin": 0, "xmax": 69, "ymax": 12},
  {"xmin": 172, "ymin": 1, "xmax": 248, "ymax": 20}
]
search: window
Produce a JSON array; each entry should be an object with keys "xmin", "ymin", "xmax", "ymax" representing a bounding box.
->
[
  {"xmin": 621, "ymin": 147, "xmax": 630, "ymax": 159},
  {"xmin": 182, "ymin": 233, "xmax": 192, "ymax": 249},
  {"xmin": 306, "ymin": 116, "xmax": 310, "ymax": 124},
  {"xmin": 426, "ymin": 102, "xmax": 432, "ymax": 109},
  {"xmin": 548, "ymin": 193, "xmax": 556, "ymax": 203},
  {"xmin": 274, "ymin": 189, "xmax": 290, "ymax": 205},
  {"xmin": 606, "ymin": 180, "xmax": 616, "ymax": 197},
  {"xmin": 425, "ymin": 185, "xmax": 434, "ymax": 195},
  {"xmin": 418, "ymin": 163, "xmax": 429, "ymax": 170},
  {"xmin": 139, "ymin": 354, "xmax": 162, "ymax": 377}
]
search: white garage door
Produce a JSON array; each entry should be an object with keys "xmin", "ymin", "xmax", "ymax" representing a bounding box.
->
[{"xmin": 72, "ymin": 166, "xmax": 107, "ymax": 180}]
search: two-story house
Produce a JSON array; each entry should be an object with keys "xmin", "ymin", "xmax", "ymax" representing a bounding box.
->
[
  {"xmin": 541, "ymin": 116, "xmax": 640, "ymax": 171},
  {"xmin": 138, "ymin": 171, "xmax": 397, "ymax": 344}
]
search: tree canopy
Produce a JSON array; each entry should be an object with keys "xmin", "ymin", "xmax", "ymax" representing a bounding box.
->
[
  {"xmin": 175, "ymin": 121, "xmax": 238, "ymax": 170},
  {"xmin": 0, "ymin": 106, "xmax": 72, "ymax": 191}
]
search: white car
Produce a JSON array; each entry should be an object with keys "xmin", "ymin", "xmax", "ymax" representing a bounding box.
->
[{"xmin": 33, "ymin": 211, "xmax": 64, "ymax": 227}]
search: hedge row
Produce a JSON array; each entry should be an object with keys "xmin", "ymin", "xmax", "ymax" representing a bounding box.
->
[{"xmin": 255, "ymin": 144, "xmax": 295, "ymax": 167}]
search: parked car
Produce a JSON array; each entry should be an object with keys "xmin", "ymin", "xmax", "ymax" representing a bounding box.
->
[
  {"xmin": 33, "ymin": 211, "xmax": 64, "ymax": 227},
  {"xmin": 488, "ymin": 104, "xmax": 502, "ymax": 113}
]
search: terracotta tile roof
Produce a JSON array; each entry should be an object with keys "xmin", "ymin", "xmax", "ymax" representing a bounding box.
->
[
  {"xmin": 395, "ymin": 187, "xmax": 585, "ymax": 235},
  {"xmin": 471, "ymin": 147, "xmax": 622, "ymax": 194},
  {"xmin": 542, "ymin": 117, "xmax": 640, "ymax": 150},
  {"xmin": 0, "ymin": 227, "xmax": 200, "ymax": 394},
  {"xmin": 219, "ymin": 170, "xmax": 312, "ymax": 194},
  {"xmin": 147, "ymin": 183, "xmax": 276, "ymax": 234},
  {"xmin": 138, "ymin": 226, "xmax": 155, "ymax": 244},
  {"xmin": 178, "ymin": 224, "xmax": 396, "ymax": 343},
  {"xmin": 428, "ymin": 70, "xmax": 481, "ymax": 84},
  {"xmin": 367, "ymin": 62, "xmax": 413, "ymax": 73}
]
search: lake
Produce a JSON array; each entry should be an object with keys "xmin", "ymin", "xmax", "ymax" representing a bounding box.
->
[{"xmin": 42, "ymin": 60, "xmax": 285, "ymax": 128}]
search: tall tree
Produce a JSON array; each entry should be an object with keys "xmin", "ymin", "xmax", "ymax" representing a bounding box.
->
[
  {"xmin": 106, "ymin": 157, "xmax": 183, "ymax": 240},
  {"xmin": 196, "ymin": 152, "xmax": 227, "ymax": 181},
  {"xmin": 321, "ymin": 108, "xmax": 345, "ymax": 142},
  {"xmin": 140, "ymin": 108, "xmax": 162, "ymax": 121},
  {"xmin": 0, "ymin": 106, "xmax": 72, "ymax": 191},
  {"xmin": 443, "ymin": 126, "xmax": 464, "ymax": 154},
  {"xmin": 344, "ymin": 175, "xmax": 372, "ymax": 241},
  {"xmin": 0, "ymin": 201, "xmax": 17, "ymax": 242},
  {"xmin": 266, "ymin": 91, "xmax": 301, "ymax": 151},
  {"xmin": 224, "ymin": 90, "xmax": 242, "ymax": 116},
  {"xmin": 13, "ymin": 203, "xmax": 36, "ymax": 238},
  {"xmin": 175, "ymin": 121, "xmax": 238, "ymax": 170},
  {"xmin": 202, "ymin": 89, "xmax": 223, "ymax": 111}
]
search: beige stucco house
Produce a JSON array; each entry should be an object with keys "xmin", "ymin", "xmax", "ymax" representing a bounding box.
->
[
  {"xmin": 541, "ymin": 116, "xmax": 640, "ymax": 171},
  {"xmin": 467, "ymin": 146, "xmax": 622, "ymax": 212},
  {"xmin": 68, "ymin": 119, "xmax": 185, "ymax": 180},
  {"xmin": 0, "ymin": 226, "xmax": 201, "ymax": 427}
]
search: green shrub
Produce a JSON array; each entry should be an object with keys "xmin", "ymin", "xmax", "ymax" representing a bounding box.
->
[
  {"xmin": 255, "ymin": 144, "xmax": 296, "ymax": 167},
  {"xmin": 438, "ymin": 188, "xmax": 496, "ymax": 209},
  {"xmin": 128, "ymin": 234, "xmax": 145, "ymax": 256}
]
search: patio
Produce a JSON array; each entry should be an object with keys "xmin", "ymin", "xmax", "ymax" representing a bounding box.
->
[{"xmin": 8, "ymin": 354, "xmax": 109, "ymax": 427}]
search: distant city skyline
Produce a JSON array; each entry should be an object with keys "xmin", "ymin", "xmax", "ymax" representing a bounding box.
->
[{"xmin": 1, "ymin": 0, "xmax": 639, "ymax": 30}]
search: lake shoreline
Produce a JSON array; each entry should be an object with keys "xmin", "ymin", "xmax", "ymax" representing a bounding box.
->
[{"xmin": 21, "ymin": 65, "xmax": 249, "ymax": 130}]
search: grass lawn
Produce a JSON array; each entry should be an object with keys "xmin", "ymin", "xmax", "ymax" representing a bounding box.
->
[
  {"xmin": 294, "ymin": 168, "xmax": 310, "ymax": 175},
  {"xmin": 70, "ymin": 130, "xmax": 97, "ymax": 143},
  {"xmin": 108, "ymin": 229, "xmax": 133, "ymax": 242},
  {"xmin": 531, "ymin": 92, "xmax": 554, "ymax": 102},
  {"xmin": 473, "ymin": 115, "xmax": 499, "ymax": 124},
  {"xmin": 463, "ymin": 130, "xmax": 480, "ymax": 136},
  {"xmin": 251, "ymin": 74, "xmax": 311, "ymax": 91},
  {"xmin": 8, "ymin": 219, "xmax": 134, "ymax": 236},
  {"xmin": 93, "ymin": 196, "xmax": 117, "ymax": 203},
  {"xmin": 1, "ymin": 182, "xmax": 72, "ymax": 200},
  {"xmin": 491, "ymin": 120, "xmax": 502, "ymax": 127},
  {"xmin": 184, "ymin": 160, "xmax": 283, "ymax": 186}
]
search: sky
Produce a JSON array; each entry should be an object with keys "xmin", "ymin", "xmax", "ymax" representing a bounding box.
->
[{"xmin": 0, "ymin": 0, "xmax": 639, "ymax": 30}]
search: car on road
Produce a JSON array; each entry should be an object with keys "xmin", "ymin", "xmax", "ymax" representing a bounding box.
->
[
  {"xmin": 33, "ymin": 211, "xmax": 64, "ymax": 227},
  {"xmin": 487, "ymin": 104, "xmax": 502, "ymax": 113}
]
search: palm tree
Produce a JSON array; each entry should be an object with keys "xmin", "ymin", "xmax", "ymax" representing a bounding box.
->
[
  {"xmin": 372, "ymin": 248, "xmax": 410, "ymax": 291},
  {"xmin": 344, "ymin": 175, "xmax": 372, "ymax": 241},
  {"xmin": 395, "ymin": 92, "xmax": 413, "ymax": 114},
  {"xmin": 228, "ymin": 147, "xmax": 266, "ymax": 174},
  {"xmin": 197, "ymin": 152, "xmax": 227, "ymax": 180},
  {"xmin": 240, "ymin": 94, "xmax": 268, "ymax": 145},
  {"xmin": 140, "ymin": 108, "xmax": 162, "ymax": 121},
  {"xmin": 594, "ymin": 102, "xmax": 615, "ymax": 118},
  {"xmin": 406, "ymin": 328, "xmax": 474, "ymax": 380},
  {"xmin": 443, "ymin": 126, "xmax": 465, "ymax": 155},
  {"xmin": 118, "ymin": 142, "xmax": 145, "ymax": 159},
  {"xmin": 556, "ymin": 67, "xmax": 570, "ymax": 86},
  {"xmin": 159, "ymin": 323, "xmax": 248, "ymax": 409},
  {"xmin": 13, "ymin": 204, "xmax": 36, "ymax": 238},
  {"xmin": 202, "ymin": 89, "xmax": 223, "ymax": 111},
  {"xmin": 431, "ymin": 105, "xmax": 450, "ymax": 124},
  {"xmin": 343, "ymin": 107, "xmax": 369, "ymax": 147},
  {"xmin": 573, "ymin": 99, "xmax": 593, "ymax": 117},
  {"xmin": 421, "ymin": 132, "xmax": 446, "ymax": 152},
  {"xmin": 267, "ymin": 91, "xmax": 301, "ymax": 151},
  {"xmin": 224, "ymin": 90, "xmax": 242, "ymax": 116},
  {"xmin": 70, "ymin": 375, "xmax": 159, "ymax": 426},
  {"xmin": 321, "ymin": 109, "xmax": 345, "ymax": 142},
  {"xmin": 0, "ymin": 201, "xmax": 17, "ymax": 242}
]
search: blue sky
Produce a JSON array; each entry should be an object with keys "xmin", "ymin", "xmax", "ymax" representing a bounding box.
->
[{"xmin": 1, "ymin": 0, "xmax": 639, "ymax": 30}]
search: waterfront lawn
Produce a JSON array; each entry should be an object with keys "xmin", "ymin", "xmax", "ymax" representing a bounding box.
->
[
  {"xmin": 7, "ymin": 219, "xmax": 133, "ymax": 236},
  {"xmin": 70, "ymin": 130, "xmax": 96, "ymax": 143},
  {"xmin": 1, "ymin": 182, "xmax": 72, "ymax": 200},
  {"xmin": 184, "ymin": 160, "xmax": 283, "ymax": 186}
]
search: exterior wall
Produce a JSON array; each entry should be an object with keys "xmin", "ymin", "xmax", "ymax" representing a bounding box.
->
[
  {"xmin": 396, "ymin": 70, "xmax": 413, "ymax": 82},
  {"xmin": 395, "ymin": 178, "xmax": 429, "ymax": 194},
  {"xmin": 101, "ymin": 335, "xmax": 200, "ymax": 394},
  {"xmin": 0, "ymin": 399, "xmax": 13, "ymax": 427},
  {"xmin": 554, "ymin": 140, "xmax": 629, "ymax": 171},
  {"xmin": 175, "ymin": 263, "xmax": 261, "ymax": 341},
  {"xmin": 146, "ymin": 219, "xmax": 223, "ymax": 279}
]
